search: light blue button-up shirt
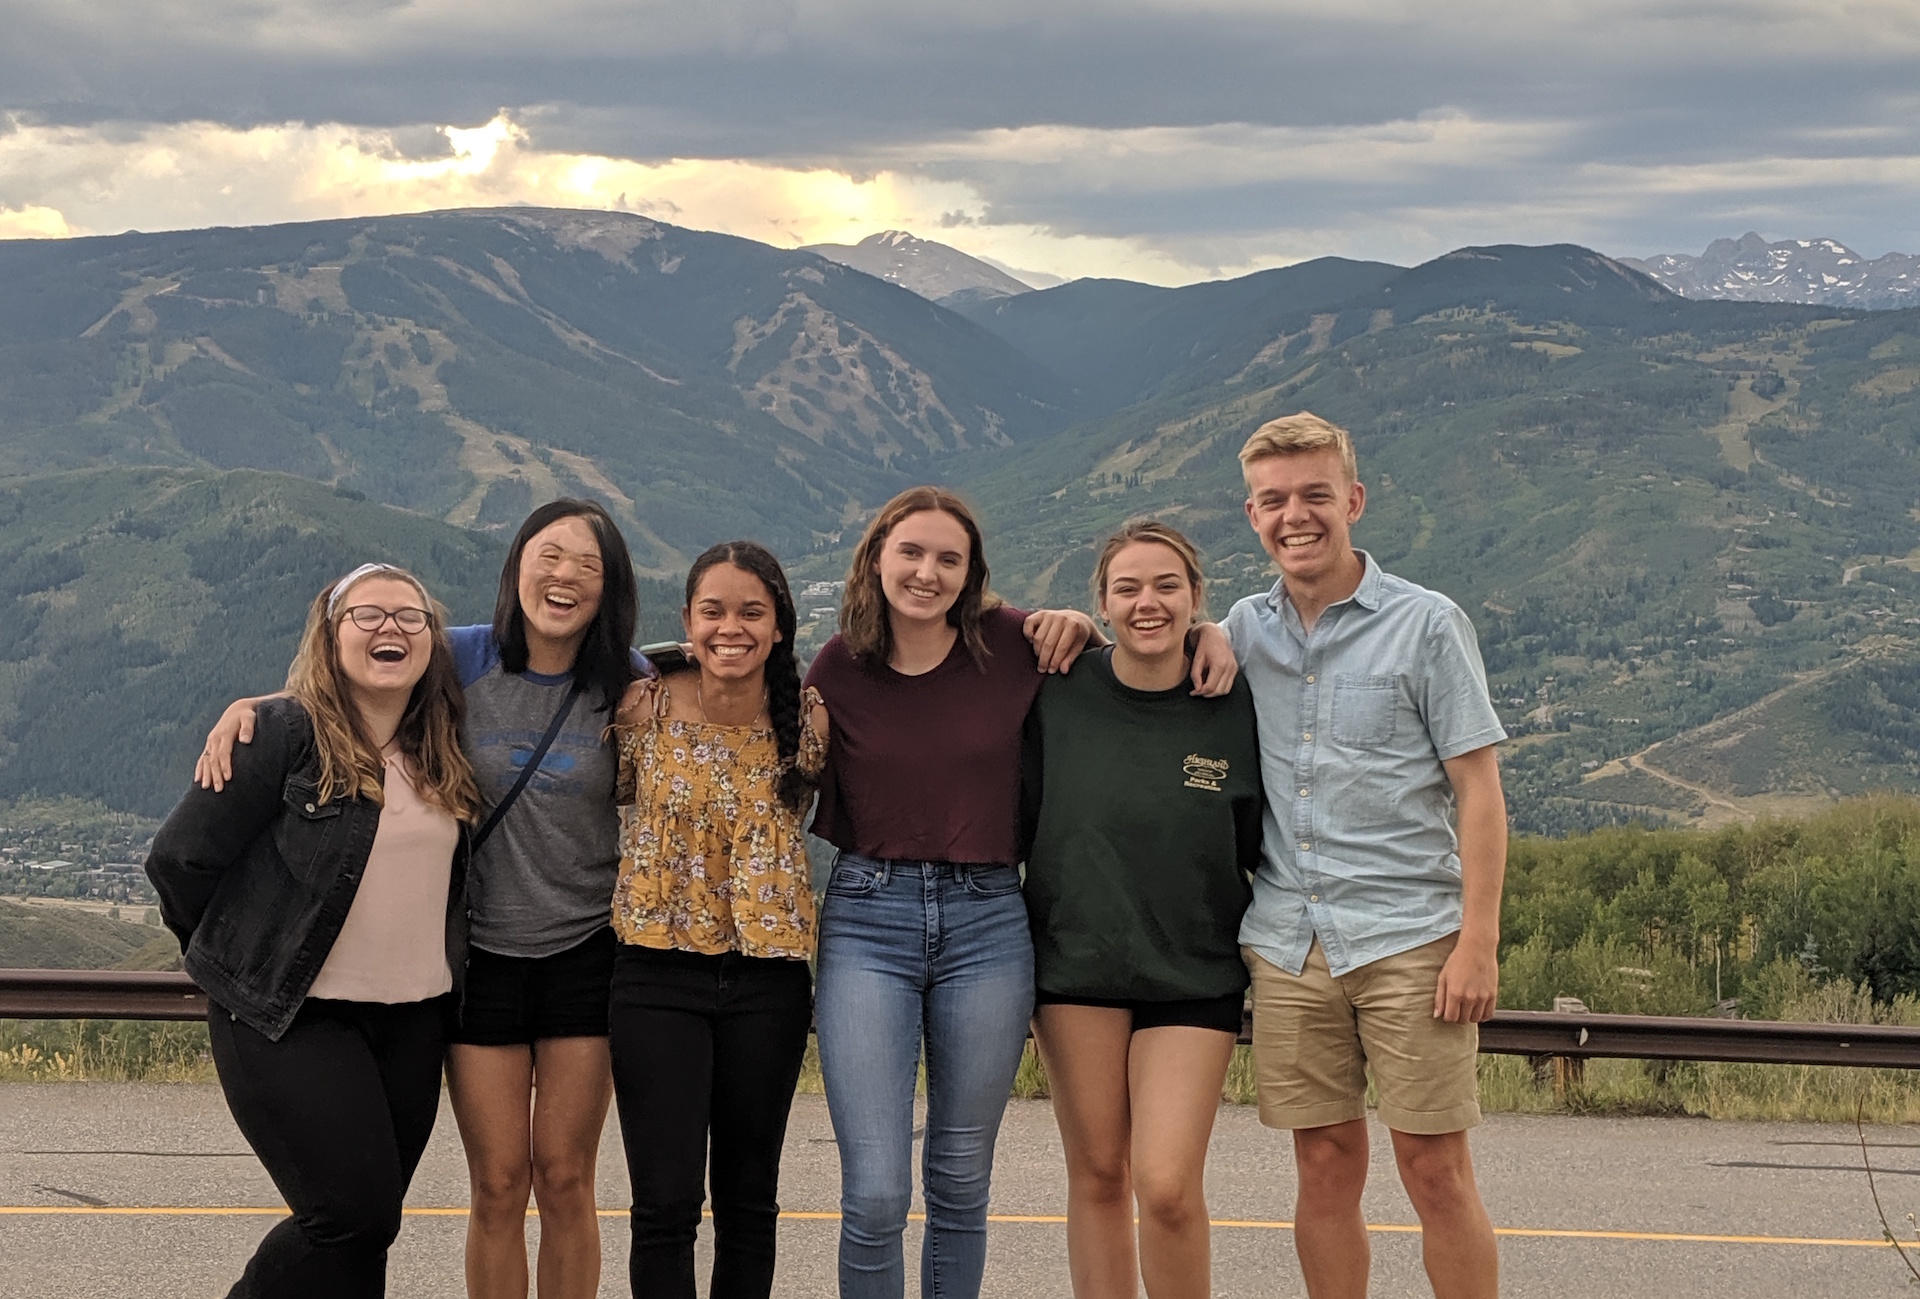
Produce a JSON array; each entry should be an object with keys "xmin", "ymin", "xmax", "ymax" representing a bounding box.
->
[{"xmin": 1225, "ymin": 553, "xmax": 1506, "ymax": 978}]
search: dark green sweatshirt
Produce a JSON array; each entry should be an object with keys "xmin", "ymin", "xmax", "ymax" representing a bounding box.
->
[{"xmin": 1021, "ymin": 649, "xmax": 1263, "ymax": 1002}]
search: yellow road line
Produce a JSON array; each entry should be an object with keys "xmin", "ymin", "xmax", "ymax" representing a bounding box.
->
[{"xmin": 0, "ymin": 1206, "xmax": 1895, "ymax": 1247}]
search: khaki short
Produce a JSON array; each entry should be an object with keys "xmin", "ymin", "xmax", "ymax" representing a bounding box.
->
[{"xmin": 1243, "ymin": 933, "xmax": 1480, "ymax": 1135}]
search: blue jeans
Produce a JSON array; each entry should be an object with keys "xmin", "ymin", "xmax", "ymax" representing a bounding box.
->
[{"xmin": 815, "ymin": 855, "xmax": 1036, "ymax": 1299}]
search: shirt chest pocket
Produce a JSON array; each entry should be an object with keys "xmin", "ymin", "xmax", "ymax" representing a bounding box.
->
[
  {"xmin": 274, "ymin": 777, "xmax": 345, "ymax": 887},
  {"xmin": 1332, "ymin": 674, "xmax": 1398, "ymax": 747}
]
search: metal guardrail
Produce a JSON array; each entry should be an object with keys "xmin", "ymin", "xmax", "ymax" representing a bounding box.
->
[
  {"xmin": 0, "ymin": 969, "xmax": 210, "ymax": 1021},
  {"xmin": 6, "ymin": 970, "xmax": 1920, "ymax": 1069},
  {"xmin": 1475, "ymin": 1010, "xmax": 1920, "ymax": 1069}
]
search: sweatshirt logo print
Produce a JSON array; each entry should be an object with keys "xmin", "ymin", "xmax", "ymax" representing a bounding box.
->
[{"xmin": 1183, "ymin": 754, "xmax": 1229, "ymax": 792}]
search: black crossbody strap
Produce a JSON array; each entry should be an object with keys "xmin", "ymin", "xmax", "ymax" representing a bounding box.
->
[{"xmin": 472, "ymin": 679, "xmax": 585, "ymax": 852}]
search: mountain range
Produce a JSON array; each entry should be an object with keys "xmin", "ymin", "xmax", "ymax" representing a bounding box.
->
[
  {"xmin": 1621, "ymin": 233, "xmax": 1920, "ymax": 309},
  {"xmin": 803, "ymin": 230, "xmax": 1036, "ymax": 306},
  {"xmin": 5, "ymin": 210, "xmax": 1920, "ymax": 836}
]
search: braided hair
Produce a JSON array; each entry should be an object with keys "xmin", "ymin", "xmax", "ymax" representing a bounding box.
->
[{"xmin": 684, "ymin": 541, "xmax": 813, "ymax": 814}]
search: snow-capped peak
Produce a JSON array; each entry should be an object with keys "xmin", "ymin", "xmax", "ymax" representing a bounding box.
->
[{"xmin": 1619, "ymin": 233, "xmax": 1920, "ymax": 309}]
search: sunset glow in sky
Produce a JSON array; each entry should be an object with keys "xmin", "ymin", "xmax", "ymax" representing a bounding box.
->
[{"xmin": 4, "ymin": 1, "xmax": 1919, "ymax": 282}]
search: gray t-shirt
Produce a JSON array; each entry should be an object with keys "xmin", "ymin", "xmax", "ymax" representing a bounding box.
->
[{"xmin": 454, "ymin": 627, "xmax": 620, "ymax": 958}]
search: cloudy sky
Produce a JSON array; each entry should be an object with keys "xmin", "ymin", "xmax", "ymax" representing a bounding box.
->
[{"xmin": 4, "ymin": 0, "xmax": 1919, "ymax": 284}]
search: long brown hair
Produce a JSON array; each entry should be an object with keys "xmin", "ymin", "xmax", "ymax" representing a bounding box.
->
[
  {"xmin": 286, "ymin": 565, "xmax": 480, "ymax": 820},
  {"xmin": 839, "ymin": 486, "xmax": 1000, "ymax": 671}
]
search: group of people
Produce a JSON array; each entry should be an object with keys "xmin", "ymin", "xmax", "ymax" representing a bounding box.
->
[{"xmin": 147, "ymin": 409, "xmax": 1510, "ymax": 1299}]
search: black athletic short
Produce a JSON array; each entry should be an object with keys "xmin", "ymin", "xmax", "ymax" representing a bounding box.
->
[
  {"xmin": 1033, "ymin": 988, "xmax": 1246, "ymax": 1036},
  {"xmin": 451, "ymin": 926, "xmax": 617, "ymax": 1046}
]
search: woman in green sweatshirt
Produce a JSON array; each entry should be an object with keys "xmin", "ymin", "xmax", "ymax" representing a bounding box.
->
[{"xmin": 1021, "ymin": 520, "xmax": 1264, "ymax": 1299}]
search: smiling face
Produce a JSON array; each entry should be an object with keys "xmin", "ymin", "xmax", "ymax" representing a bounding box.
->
[
  {"xmin": 516, "ymin": 514, "xmax": 605, "ymax": 657},
  {"xmin": 684, "ymin": 562, "xmax": 781, "ymax": 685},
  {"xmin": 1099, "ymin": 540, "xmax": 1199, "ymax": 664},
  {"xmin": 874, "ymin": 508, "xmax": 972, "ymax": 629},
  {"xmin": 334, "ymin": 575, "xmax": 433, "ymax": 703},
  {"xmin": 1244, "ymin": 448, "xmax": 1366, "ymax": 584}
]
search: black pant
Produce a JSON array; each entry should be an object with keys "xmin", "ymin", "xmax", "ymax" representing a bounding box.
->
[
  {"xmin": 609, "ymin": 944, "xmax": 813, "ymax": 1299},
  {"xmin": 208, "ymin": 995, "xmax": 448, "ymax": 1299}
]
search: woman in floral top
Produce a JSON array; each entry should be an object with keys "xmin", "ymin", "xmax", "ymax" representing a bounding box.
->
[{"xmin": 608, "ymin": 540, "xmax": 823, "ymax": 1299}]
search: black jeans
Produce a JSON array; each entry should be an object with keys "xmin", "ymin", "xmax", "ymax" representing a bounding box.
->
[
  {"xmin": 207, "ymin": 995, "xmax": 448, "ymax": 1299},
  {"xmin": 609, "ymin": 944, "xmax": 813, "ymax": 1299}
]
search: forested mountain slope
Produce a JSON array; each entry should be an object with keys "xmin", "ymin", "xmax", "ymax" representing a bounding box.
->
[
  {"xmin": 0, "ymin": 468, "xmax": 683, "ymax": 816},
  {"xmin": 8, "ymin": 219, "xmax": 1920, "ymax": 833},
  {"xmin": 0, "ymin": 209, "xmax": 1075, "ymax": 569},
  {"xmin": 948, "ymin": 256, "xmax": 1401, "ymax": 417},
  {"xmin": 959, "ymin": 246, "xmax": 1920, "ymax": 832}
]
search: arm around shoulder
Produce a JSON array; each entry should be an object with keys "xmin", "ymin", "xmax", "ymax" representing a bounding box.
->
[
  {"xmin": 799, "ymin": 686, "xmax": 830, "ymax": 777},
  {"xmin": 148, "ymin": 703, "xmax": 303, "ymax": 948}
]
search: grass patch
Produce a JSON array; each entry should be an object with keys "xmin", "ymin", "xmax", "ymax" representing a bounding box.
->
[
  {"xmin": 0, "ymin": 1018, "xmax": 214, "ymax": 1082},
  {"xmin": 1475, "ymin": 1053, "xmax": 1920, "ymax": 1123}
]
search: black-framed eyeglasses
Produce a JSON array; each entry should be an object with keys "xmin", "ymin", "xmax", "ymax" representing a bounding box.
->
[{"xmin": 340, "ymin": 605, "xmax": 430, "ymax": 634}]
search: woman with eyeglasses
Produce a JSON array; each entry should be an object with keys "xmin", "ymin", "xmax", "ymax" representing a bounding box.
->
[
  {"xmin": 195, "ymin": 500, "xmax": 649, "ymax": 1299},
  {"xmin": 148, "ymin": 563, "xmax": 478, "ymax": 1298}
]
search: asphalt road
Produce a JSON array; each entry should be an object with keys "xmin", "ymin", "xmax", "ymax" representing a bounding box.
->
[{"xmin": 2, "ymin": 1082, "xmax": 1916, "ymax": 1297}]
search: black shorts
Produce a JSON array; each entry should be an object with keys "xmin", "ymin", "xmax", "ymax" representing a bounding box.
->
[
  {"xmin": 452, "ymin": 926, "xmax": 616, "ymax": 1046},
  {"xmin": 1034, "ymin": 989, "xmax": 1246, "ymax": 1036}
]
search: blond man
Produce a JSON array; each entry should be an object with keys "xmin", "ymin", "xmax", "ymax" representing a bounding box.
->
[{"xmin": 1222, "ymin": 412, "xmax": 1508, "ymax": 1299}]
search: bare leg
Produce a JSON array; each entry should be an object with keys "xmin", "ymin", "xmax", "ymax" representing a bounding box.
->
[
  {"xmin": 447, "ymin": 1044, "xmax": 535, "ymax": 1299},
  {"xmin": 529, "ymin": 1036, "xmax": 614, "ymax": 1299},
  {"xmin": 1389, "ymin": 1128, "xmax": 1498, "ymax": 1299},
  {"xmin": 1127, "ymin": 1027, "xmax": 1233, "ymax": 1299},
  {"xmin": 1291, "ymin": 1119, "xmax": 1371, "ymax": 1299},
  {"xmin": 1033, "ymin": 1005, "xmax": 1137, "ymax": 1299}
]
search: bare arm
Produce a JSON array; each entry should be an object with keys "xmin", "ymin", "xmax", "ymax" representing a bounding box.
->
[
  {"xmin": 194, "ymin": 693, "xmax": 288, "ymax": 791},
  {"xmin": 1022, "ymin": 608, "xmax": 1100, "ymax": 674},
  {"xmin": 1187, "ymin": 622, "xmax": 1238, "ymax": 697},
  {"xmin": 801, "ymin": 689, "xmax": 830, "ymax": 777},
  {"xmin": 1434, "ymin": 744, "xmax": 1507, "ymax": 1024}
]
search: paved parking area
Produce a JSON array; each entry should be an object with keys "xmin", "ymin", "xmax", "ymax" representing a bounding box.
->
[{"xmin": 2, "ymin": 1083, "xmax": 1917, "ymax": 1296}]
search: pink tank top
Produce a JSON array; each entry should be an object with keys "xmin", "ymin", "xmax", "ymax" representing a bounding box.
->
[{"xmin": 308, "ymin": 753, "xmax": 458, "ymax": 1003}]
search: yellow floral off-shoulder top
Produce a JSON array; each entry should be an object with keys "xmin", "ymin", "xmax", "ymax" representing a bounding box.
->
[{"xmin": 611, "ymin": 685, "xmax": 826, "ymax": 959}]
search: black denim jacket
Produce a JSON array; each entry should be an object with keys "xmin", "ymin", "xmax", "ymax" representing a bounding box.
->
[{"xmin": 145, "ymin": 697, "xmax": 469, "ymax": 1041}]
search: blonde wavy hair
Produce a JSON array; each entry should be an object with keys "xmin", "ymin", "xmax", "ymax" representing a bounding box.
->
[{"xmin": 285, "ymin": 564, "xmax": 479, "ymax": 820}]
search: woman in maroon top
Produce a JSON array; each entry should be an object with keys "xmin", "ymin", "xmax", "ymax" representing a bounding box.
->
[{"xmin": 805, "ymin": 486, "xmax": 1234, "ymax": 1299}]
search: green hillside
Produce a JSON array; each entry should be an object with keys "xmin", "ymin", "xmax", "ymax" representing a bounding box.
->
[
  {"xmin": 948, "ymin": 256, "xmax": 1401, "ymax": 416},
  {"xmin": 958, "ymin": 247, "xmax": 1920, "ymax": 833},
  {"xmin": 8, "ymin": 218, "xmax": 1920, "ymax": 835},
  {"xmin": 0, "ymin": 209, "xmax": 1076, "ymax": 568},
  {"xmin": 0, "ymin": 467, "xmax": 685, "ymax": 816},
  {"xmin": 0, "ymin": 899, "xmax": 178, "ymax": 970}
]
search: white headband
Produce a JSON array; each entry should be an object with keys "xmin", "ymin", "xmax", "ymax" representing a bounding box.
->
[{"xmin": 327, "ymin": 563, "xmax": 419, "ymax": 619}]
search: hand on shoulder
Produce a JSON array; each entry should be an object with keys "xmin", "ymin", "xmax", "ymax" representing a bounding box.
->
[
  {"xmin": 1022, "ymin": 607, "xmax": 1097, "ymax": 674},
  {"xmin": 615, "ymin": 676, "xmax": 662, "ymax": 728},
  {"xmin": 194, "ymin": 692, "xmax": 287, "ymax": 791}
]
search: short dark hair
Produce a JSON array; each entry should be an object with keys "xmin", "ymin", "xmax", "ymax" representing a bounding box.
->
[{"xmin": 492, "ymin": 498, "xmax": 639, "ymax": 713}]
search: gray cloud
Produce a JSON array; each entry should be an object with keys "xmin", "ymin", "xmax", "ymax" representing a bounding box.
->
[{"xmin": 3, "ymin": 0, "xmax": 1919, "ymax": 267}]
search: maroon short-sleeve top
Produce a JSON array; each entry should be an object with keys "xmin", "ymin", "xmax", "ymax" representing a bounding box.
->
[{"xmin": 805, "ymin": 604, "xmax": 1040, "ymax": 865}]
